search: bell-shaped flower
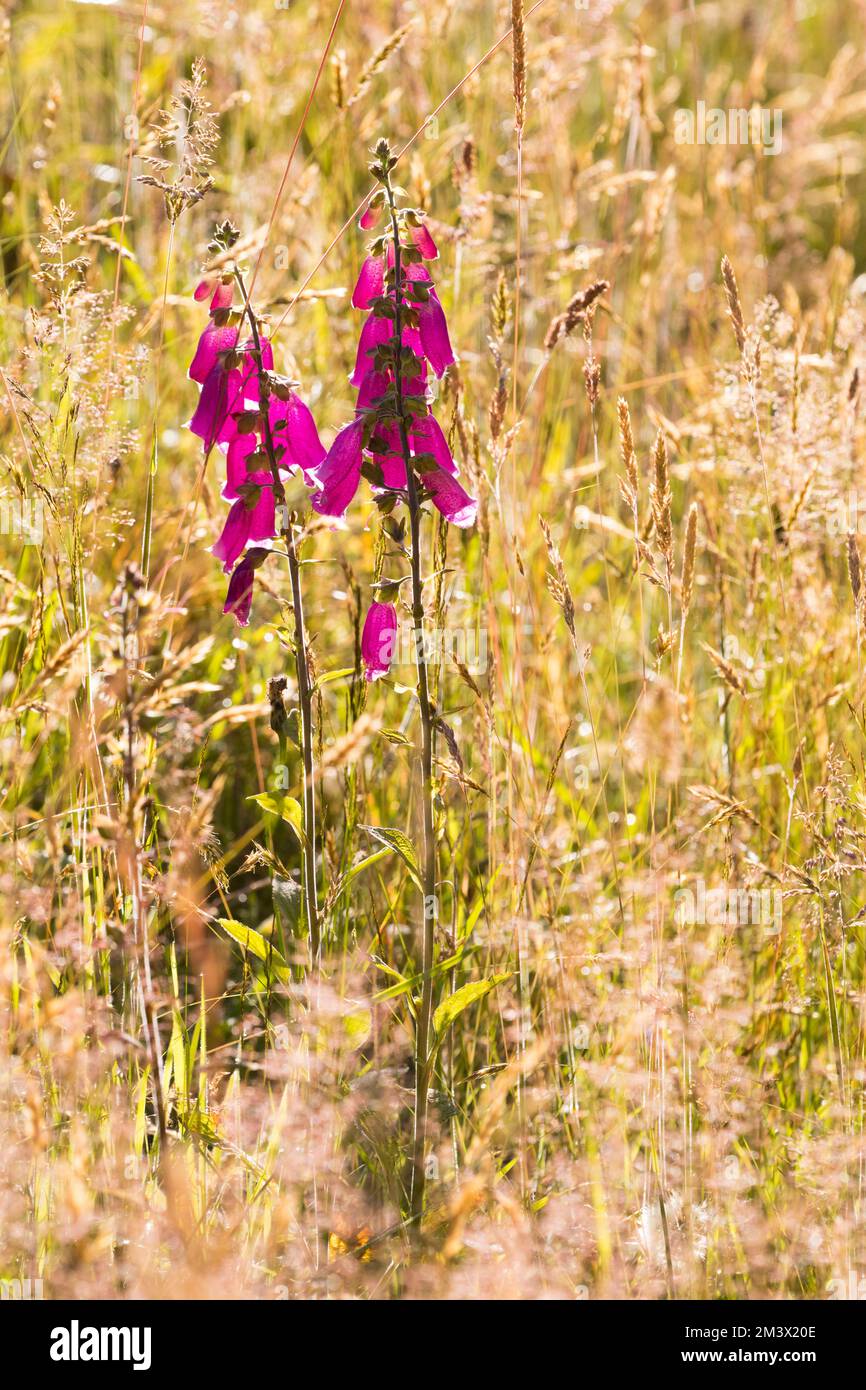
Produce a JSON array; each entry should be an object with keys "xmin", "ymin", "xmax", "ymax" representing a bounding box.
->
[
  {"xmin": 212, "ymin": 482, "xmax": 276, "ymax": 572},
  {"xmin": 189, "ymin": 365, "xmax": 243, "ymax": 451},
  {"xmin": 410, "ymin": 221, "xmax": 438, "ymax": 259},
  {"xmin": 351, "ymin": 255, "xmax": 385, "ymax": 310},
  {"xmin": 311, "ymin": 420, "xmax": 364, "ymax": 519},
  {"xmin": 419, "ymin": 468, "xmax": 477, "ymax": 528},
  {"xmin": 361, "ymin": 601, "xmax": 398, "ymax": 681},
  {"xmin": 223, "ymin": 547, "xmax": 269, "ymax": 627},
  {"xmin": 194, "ymin": 276, "xmax": 235, "ymax": 312},
  {"xmin": 416, "ymin": 289, "xmax": 454, "ymax": 378},
  {"xmin": 269, "ymin": 392, "xmax": 326, "ymax": 478},
  {"xmin": 189, "ymin": 322, "xmax": 239, "ymax": 384}
]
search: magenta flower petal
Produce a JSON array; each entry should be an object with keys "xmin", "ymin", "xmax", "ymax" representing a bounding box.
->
[
  {"xmin": 272, "ymin": 393, "xmax": 326, "ymax": 477},
  {"xmin": 352, "ymin": 255, "xmax": 385, "ymax": 310},
  {"xmin": 194, "ymin": 279, "xmax": 213, "ymax": 302},
  {"xmin": 359, "ymin": 203, "xmax": 381, "ymax": 231},
  {"xmin": 189, "ymin": 322, "xmax": 239, "ymax": 384},
  {"xmin": 405, "ymin": 260, "xmax": 432, "ymax": 286},
  {"xmin": 209, "ymin": 280, "xmax": 234, "ymax": 313},
  {"xmin": 411, "ymin": 222, "xmax": 438, "ymax": 259},
  {"xmin": 246, "ymin": 483, "xmax": 277, "ymax": 543},
  {"xmin": 311, "ymin": 420, "xmax": 363, "ymax": 518},
  {"xmin": 420, "ymin": 469, "xmax": 477, "ymax": 528},
  {"xmin": 375, "ymin": 425, "xmax": 406, "ymax": 488},
  {"xmin": 223, "ymin": 435, "xmax": 273, "ymax": 499},
  {"xmin": 355, "ymin": 370, "xmax": 391, "ymax": 412},
  {"xmin": 224, "ymin": 434, "xmax": 255, "ymax": 498},
  {"xmin": 379, "ymin": 457, "xmax": 407, "ymax": 488},
  {"xmin": 223, "ymin": 548, "xmax": 268, "ymax": 627},
  {"xmin": 350, "ymin": 314, "xmax": 391, "ymax": 387},
  {"xmin": 405, "ymin": 372, "xmax": 428, "ymax": 398},
  {"xmin": 212, "ymin": 500, "xmax": 252, "ymax": 572},
  {"xmin": 189, "ymin": 366, "xmax": 242, "ymax": 451},
  {"xmin": 361, "ymin": 601, "xmax": 398, "ymax": 681},
  {"xmin": 417, "ymin": 290, "xmax": 454, "ymax": 378},
  {"xmin": 212, "ymin": 486, "xmax": 276, "ymax": 572},
  {"xmin": 410, "ymin": 414, "xmax": 457, "ymax": 476}
]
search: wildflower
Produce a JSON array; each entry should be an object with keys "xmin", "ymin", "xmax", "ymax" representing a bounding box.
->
[
  {"xmin": 223, "ymin": 547, "xmax": 269, "ymax": 627},
  {"xmin": 310, "ymin": 419, "xmax": 364, "ymax": 518},
  {"xmin": 361, "ymin": 600, "xmax": 398, "ymax": 680},
  {"xmin": 312, "ymin": 187, "xmax": 471, "ymax": 528},
  {"xmin": 346, "ymin": 139, "xmax": 474, "ymax": 1224},
  {"xmin": 212, "ymin": 483, "xmax": 276, "ymax": 573},
  {"xmin": 185, "ymin": 227, "xmax": 325, "ymax": 624},
  {"xmin": 193, "ymin": 274, "xmax": 234, "ymax": 312},
  {"xmin": 418, "ymin": 466, "xmax": 477, "ymax": 528},
  {"xmin": 188, "ymin": 320, "xmax": 239, "ymax": 382}
]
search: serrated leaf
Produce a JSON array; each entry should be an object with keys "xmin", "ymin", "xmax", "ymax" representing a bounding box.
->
[
  {"xmin": 217, "ymin": 918, "xmax": 291, "ymax": 986},
  {"xmin": 433, "ymin": 973, "xmax": 512, "ymax": 1036},
  {"xmin": 360, "ymin": 824, "xmax": 423, "ymax": 890}
]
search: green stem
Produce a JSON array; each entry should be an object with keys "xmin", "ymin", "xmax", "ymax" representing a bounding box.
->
[
  {"xmin": 233, "ymin": 270, "xmax": 321, "ymax": 964},
  {"xmin": 384, "ymin": 180, "xmax": 438, "ymax": 1221}
]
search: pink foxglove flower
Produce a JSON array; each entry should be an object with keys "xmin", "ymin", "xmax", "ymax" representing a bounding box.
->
[
  {"xmin": 194, "ymin": 274, "xmax": 235, "ymax": 312},
  {"xmin": 310, "ymin": 419, "xmax": 364, "ymax": 518},
  {"xmin": 212, "ymin": 483, "xmax": 276, "ymax": 573},
  {"xmin": 311, "ymin": 205, "xmax": 471, "ymax": 529},
  {"xmin": 223, "ymin": 547, "xmax": 268, "ymax": 627},
  {"xmin": 361, "ymin": 601, "xmax": 397, "ymax": 681},
  {"xmin": 189, "ymin": 321, "xmax": 239, "ymax": 383},
  {"xmin": 186, "ymin": 250, "xmax": 325, "ymax": 625},
  {"xmin": 418, "ymin": 468, "xmax": 477, "ymax": 528}
]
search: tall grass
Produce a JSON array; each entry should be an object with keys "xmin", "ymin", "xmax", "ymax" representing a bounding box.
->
[{"xmin": 2, "ymin": 0, "xmax": 866, "ymax": 1299}]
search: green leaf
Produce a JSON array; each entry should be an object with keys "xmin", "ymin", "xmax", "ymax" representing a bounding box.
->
[
  {"xmin": 217, "ymin": 918, "xmax": 291, "ymax": 986},
  {"xmin": 247, "ymin": 793, "xmax": 305, "ymax": 846},
  {"xmin": 331, "ymin": 848, "xmax": 392, "ymax": 905},
  {"xmin": 433, "ymin": 973, "xmax": 512, "ymax": 1036},
  {"xmin": 314, "ymin": 667, "xmax": 355, "ymax": 690},
  {"xmin": 360, "ymin": 824, "xmax": 423, "ymax": 890},
  {"xmin": 380, "ymin": 728, "xmax": 412, "ymax": 747},
  {"xmin": 372, "ymin": 947, "xmax": 467, "ymax": 1003}
]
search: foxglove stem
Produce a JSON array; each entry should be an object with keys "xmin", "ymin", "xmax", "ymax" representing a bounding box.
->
[
  {"xmin": 286, "ymin": 520, "xmax": 321, "ymax": 963},
  {"xmin": 233, "ymin": 270, "xmax": 321, "ymax": 964},
  {"xmin": 384, "ymin": 178, "xmax": 438, "ymax": 1220}
]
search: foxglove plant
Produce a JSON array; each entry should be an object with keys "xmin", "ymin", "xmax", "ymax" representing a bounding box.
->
[
  {"xmin": 186, "ymin": 220, "xmax": 324, "ymax": 960},
  {"xmin": 316, "ymin": 140, "xmax": 477, "ymax": 1214}
]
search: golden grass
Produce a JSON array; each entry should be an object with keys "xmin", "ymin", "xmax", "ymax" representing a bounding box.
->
[{"xmin": 2, "ymin": 0, "xmax": 866, "ymax": 1300}]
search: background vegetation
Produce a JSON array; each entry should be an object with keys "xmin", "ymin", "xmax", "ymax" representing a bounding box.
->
[{"xmin": 2, "ymin": 0, "xmax": 866, "ymax": 1299}]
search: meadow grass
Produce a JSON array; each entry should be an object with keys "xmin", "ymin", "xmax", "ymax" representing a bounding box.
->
[{"xmin": 2, "ymin": 0, "xmax": 866, "ymax": 1299}]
